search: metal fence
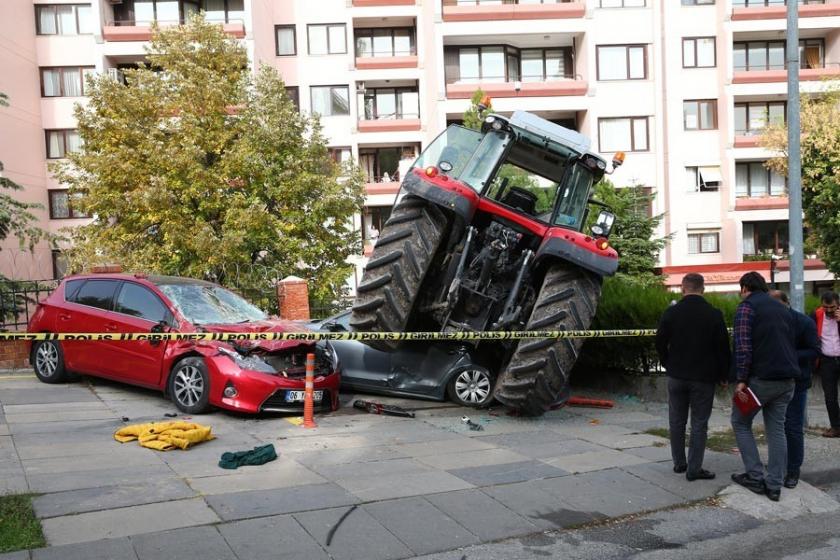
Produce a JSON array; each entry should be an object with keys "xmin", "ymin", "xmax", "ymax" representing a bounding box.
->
[{"xmin": 0, "ymin": 280, "xmax": 59, "ymax": 331}]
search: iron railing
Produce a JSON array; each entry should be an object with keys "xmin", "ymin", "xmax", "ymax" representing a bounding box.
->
[{"xmin": 0, "ymin": 280, "xmax": 59, "ymax": 331}]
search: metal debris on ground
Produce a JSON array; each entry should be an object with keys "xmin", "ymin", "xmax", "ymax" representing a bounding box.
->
[
  {"xmin": 461, "ymin": 416, "xmax": 484, "ymax": 431},
  {"xmin": 326, "ymin": 504, "xmax": 358, "ymax": 546},
  {"xmin": 353, "ymin": 399, "xmax": 415, "ymax": 418},
  {"xmin": 164, "ymin": 412, "xmax": 178, "ymax": 417},
  {"xmin": 567, "ymin": 396, "xmax": 615, "ymax": 409}
]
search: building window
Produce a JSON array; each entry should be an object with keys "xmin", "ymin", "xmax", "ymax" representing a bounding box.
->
[
  {"xmin": 443, "ymin": 45, "xmax": 573, "ymax": 84},
  {"xmin": 743, "ymin": 221, "xmax": 789, "ymax": 257},
  {"xmin": 681, "ymin": 0, "xmax": 715, "ymax": 5},
  {"xmin": 310, "ymin": 85, "xmax": 350, "ymax": 116},
  {"xmin": 48, "ymin": 190, "xmax": 87, "ymax": 219},
  {"xmin": 52, "ymin": 250, "xmax": 68, "ymax": 280},
  {"xmin": 329, "ymin": 147, "xmax": 352, "ymax": 164},
  {"xmin": 734, "ymin": 101, "xmax": 786, "ymax": 136},
  {"xmin": 735, "ymin": 162, "xmax": 787, "ymax": 197},
  {"xmin": 275, "ymin": 25, "xmax": 296, "ymax": 56},
  {"xmin": 36, "ymin": 4, "xmax": 93, "ymax": 35},
  {"xmin": 285, "ymin": 86, "xmax": 299, "ymax": 110},
  {"xmin": 113, "ymin": 1, "xmax": 245, "ymax": 25},
  {"xmin": 40, "ymin": 67, "xmax": 95, "ymax": 97},
  {"xmin": 598, "ymin": 117, "xmax": 649, "ymax": 152},
  {"xmin": 599, "ymin": 0, "xmax": 646, "ymax": 6},
  {"xmin": 308, "ymin": 24, "xmax": 346, "ymax": 55},
  {"xmin": 45, "ymin": 129, "xmax": 82, "ymax": 159},
  {"xmin": 734, "ymin": 39, "xmax": 824, "ymax": 72},
  {"xmin": 363, "ymin": 206, "xmax": 392, "ymax": 242},
  {"xmin": 596, "ymin": 45, "xmax": 647, "ymax": 80},
  {"xmin": 355, "ymin": 27, "xmax": 416, "ymax": 58},
  {"xmin": 685, "ymin": 166, "xmax": 721, "ymax": 192},
  {"xmin": 683, "ymin": 99, "xmax": 717, "ymax": 130},
  {"xmin": 682, "ymin": 37, "xmax": 716, "ymax": 68},
  {"xmin": 688, "ymin": 232, "xmax": 720, "ymax": 254},
  {"xmin": 360, "ymin": 88, "xmax": 420, "ymax": 120}
]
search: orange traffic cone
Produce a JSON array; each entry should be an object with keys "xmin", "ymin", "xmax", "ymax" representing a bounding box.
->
[{"xmin": 303, "ymin": 353, "xmax": 317, "ymax": 429}]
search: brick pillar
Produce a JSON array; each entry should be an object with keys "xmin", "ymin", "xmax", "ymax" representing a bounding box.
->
[
  {"xmin": 0, "ymin": 340, "xmax": 30, "ymax": 369},
  {"xmin": 276, "ymin": 276, "xmax": 310, "ymax": 321}
]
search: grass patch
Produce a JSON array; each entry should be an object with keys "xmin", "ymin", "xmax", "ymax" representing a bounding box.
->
[
  {"xmin": 644, "ymin": 426, "xmax": 766, "ymax": 453},
  {"xmin": 0, "ymin": 494, "xmax": 45, "ymax": 553}
]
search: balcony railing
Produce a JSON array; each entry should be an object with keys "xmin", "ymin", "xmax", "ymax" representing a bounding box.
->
[
  {"xmin": 103, "ymin": 19, "xmax": 246, "ymax": 41},
  {"xmin": 733, "ymin": 62, "xmax": 840, "ymax": 84},
  {"xmin": 734, "ymin": 1, "xmax": 824, "ymax": 6},
  {"xmin": 442, "ymin": 0, "xmax": 584, "ymax": 21},
  {"xmin": 732, "ymin": 0, "xmax": 840, "ymax": 19}
]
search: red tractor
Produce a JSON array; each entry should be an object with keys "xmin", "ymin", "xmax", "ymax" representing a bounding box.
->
[{"xmin": 351, "ymin": 109, "xmax": 623, "ymax": 415}]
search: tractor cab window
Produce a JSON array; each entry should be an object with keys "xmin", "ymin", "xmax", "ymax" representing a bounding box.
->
[
  {"xmin": 554, "ymin": 164, "xmax": 594, "ymax": 230},
  {"xmin": 485, "ymin": 140, "xmax": 573, "ymax": 225},
  {"xmin": 412, "ymin": 125, "xmax": 482, "ymax": 183}
]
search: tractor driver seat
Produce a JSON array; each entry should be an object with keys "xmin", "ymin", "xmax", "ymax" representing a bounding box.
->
[{"xmin": 501, "ymin": 186, "xmax": 538, "ymax": 216}]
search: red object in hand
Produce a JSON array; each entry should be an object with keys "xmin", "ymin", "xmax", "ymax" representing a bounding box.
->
[{"xmin": 733, "ymin": 387, "xmax": 762, "ymax": 416}]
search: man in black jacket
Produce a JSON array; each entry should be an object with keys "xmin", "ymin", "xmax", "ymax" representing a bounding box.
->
[{"xmin": 656, "ymin": 273, "xmax": 731, "ymax": 481}]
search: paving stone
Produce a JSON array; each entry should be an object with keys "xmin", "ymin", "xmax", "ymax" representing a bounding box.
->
[
  {"xmin": 22, "ymin": 449, "xmax": 163, "ymax": 476},
  {"xmin": 0, "ymin": 388, "xmax": 98, "ymax": 405},
  {"xmin": 131, "ymin": 526, "xmax": 236, "ymax": 560},
  {"xmin": 415, "ymin": 448, "xmax": 530, "ymax": 470},
  {"xmin": 206, "ymin": 482, "xmax": 359, "ymax": 521},
  {"xmin": 473, "ymin": 430, "xmax": 573, "ymax": 448},
  {"xmin": 4, "ymin": 409, "xmax": 117, "ymax": 424},
  {"xmin": 424, "ymin": 489, "xmax": 538, "ymax": 541},
  {"xmin": 0, "ymin": 425, "xmax": 9, "ymax": 436},
  {"xmin": 187, "ymin": 457, "xmax": 325, "ymax": 495},
  {"xmin": 541, "ymin": 449, "xmax": 651, "ymax": 474},
  {"xmin": 719, "ymin": 480, "xmax": 840, "ymax": 521},
  {"xmin": 447, "ymin": 460, "xmax": 569, "ymax": 487},
  {"xmin": 621, "ymin": 461, "xmax": 729, "ymax": 501},
  {"xmin": 292, "ymin": 445, "xmax": 408, "ymax": 468},
  {"xmin": 0, "ymin": 551, "xmax": 29, "ymax": 560},
  {"xmin": 483, "ymin": 480, "xmax": 603, "ymax": 530},
  {"xmin": 0, "ymin": 474, "xmax": 28, "ymax": 495},
  {"xmin": 489, "ymin": 438, "xmax": 610, "ymax": 460},
  {"xmin": 2, "ymin": 402, "xmax": 109, "ymax": 414},
  {"xmin": 33, "ymin": 478, "xmax": 196, "ymax": 518},
  {"xmin": 28, "ymin": 463, "xmax": 174, "ymax": 493},
  {"xmin": 391, "ymin": 437, "xmax": 496, "ymax": 458},
  {"xmin": 41, "ymin": 498, "xmax": 220, "ymax": 546},
  {"xmin": 218, "ymin": 514, "xmax": 329, "ymax": 560},
  {"xmin": 623, "ymin": 445, "xmax": 673, "ymax": 462},
  {"xmin": 294, "ymin": 506, "xmax": 413, "ymax": 560},
  {"xmin": 8, "ymin": 419, "xmax": 124, "ymax": 437},
  {"xmin": 365, "ymin": 496, "xmax": 478, "ymax": 554},
  {"xmin": 16, "ymin": 441, "xmax": 139, "ymax": 461},
  {"xmin": 31, "ymin": 537, "xmax": 138, "ymax": 560}
]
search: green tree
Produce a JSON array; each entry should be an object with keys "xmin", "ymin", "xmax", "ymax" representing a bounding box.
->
[
  {"xmin": 590, "ymin": 179, "xmax": 668, "ymax": 286},
  {"xmin": 462, "ymin": 88, "xmax": 493, "ymax": 131},
  {"xmin": 762, "ymin": 89, "xmax": 840, "ymax": 276},
  {"xmin": 54, "ymin": 16, "xmax": 364, "ymax": 304}
]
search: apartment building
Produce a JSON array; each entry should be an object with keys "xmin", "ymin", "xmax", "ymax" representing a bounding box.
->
[{"xmin": 1, "ymin": 0, "xmax": 838, "ymax": 293}]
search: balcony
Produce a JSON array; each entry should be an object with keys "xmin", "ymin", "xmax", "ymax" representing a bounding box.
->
[
  {"xmin": 442, "ymin": 0, "xmax": 584, "ymax": 22},
  {"xmin": 360, "ymin": 145, "xmax": 418, "ymax": 195},
  {"xmin": 732, "ymin": 66, "xmax": 840, "ymax": 83},
  {"xmin": 735, "ymin": 196, "xmax": 789, "ymax": 210},
  {"xmin": 106, "ymin": 1, "xmax": 246, "ymax": 41},
  {"xmin": 732, "ymin": 1, "xmax": 840, "ymax": 21},
  {"xmin": 103, "ymin": 20, "xmax": 245, "ymax": 42},
  {"xmin": 353, "ymin": 0, "xmax": 415, "ymax": 6},
  {"xmin": 446, "ymin": 80, "xmax": 586, "ymax": 99},
  {"xmin": 733, "ymin": 100, "xmax": 785, "ymax": 147},
  {"xmin": 732, "ymin": 38, "xmax": 840, "ymax": 83},
  {"xmin": 357, "ymin": 83, "xmax": 421, "ymax": 132},
  {"xmin": 354, "ymin": 26, "xmax": 418, "ymax": 70}
]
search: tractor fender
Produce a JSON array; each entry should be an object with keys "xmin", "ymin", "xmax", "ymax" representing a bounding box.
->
[
  {"xmin": 534, "ymin": 227, "xmax": 619, "ymax": 278},
  {"xmin": 401, "ymin": 167, "xmax": 479, "ymax": 222}
]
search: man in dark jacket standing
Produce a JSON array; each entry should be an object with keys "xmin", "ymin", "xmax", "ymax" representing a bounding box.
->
[
  {"xmin": 770, "ymin": 290, "xmax": 819, "ymax": 489},
  {"xmin": 656, "ymin": 273, "xmax": 730, "ymax": 481},
  {"xmin": 731, "ymin": 272, "xmax": 799, "ymax": 501}
]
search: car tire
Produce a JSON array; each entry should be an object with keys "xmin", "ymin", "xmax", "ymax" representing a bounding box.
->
[
  {"xmin": 32, "ymin": 340, "xmax": 68, "ymax": 384},
  {"xmin": 168, "ymin": 357, "xmax": 211, "ymax": 414},
  {"xmin": 447, "ymin": 366, "xmax": 495, "ymax": 408}
]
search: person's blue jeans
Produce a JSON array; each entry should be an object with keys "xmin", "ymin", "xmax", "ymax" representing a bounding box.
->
[
  {"xmin": 785, "ymin": 383, "xmax": 808, "ymax": 477},
  {"xmin": 731, "ymin": 378, "xmax": 795, "ymax": 492}
]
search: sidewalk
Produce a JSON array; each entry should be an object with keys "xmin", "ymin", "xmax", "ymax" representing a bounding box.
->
[{"xmin": 0, "ymin": 370, "xmax": 834, "ymax": 560}]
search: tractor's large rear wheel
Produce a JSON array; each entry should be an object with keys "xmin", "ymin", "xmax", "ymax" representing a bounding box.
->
[
  {"xmin": 494, "ymin": 264, "xmax": 601, "ymax": 416},
  {"xmin": 350, "ymin": 194, "xmax": 450, "ymax": 351}
]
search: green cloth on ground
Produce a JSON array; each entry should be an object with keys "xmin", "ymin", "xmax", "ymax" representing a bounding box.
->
[{"xmin": 218, "ymin": 443, "xmax": 277, "ymax": 469}]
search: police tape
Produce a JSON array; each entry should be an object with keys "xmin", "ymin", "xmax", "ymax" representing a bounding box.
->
[{"xmin": 0, "ymin": 329, "xmax": 657, "ymax": 343}]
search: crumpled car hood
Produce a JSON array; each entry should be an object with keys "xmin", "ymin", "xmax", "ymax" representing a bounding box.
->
[{"xmin": 196, "ymin": 319, "xmax": 316, "ymax": 352}]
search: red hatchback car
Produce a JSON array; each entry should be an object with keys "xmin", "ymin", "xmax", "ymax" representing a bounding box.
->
[{"xmin": 27, "ymin": 273, "xmax": 341, "ymax": 414}]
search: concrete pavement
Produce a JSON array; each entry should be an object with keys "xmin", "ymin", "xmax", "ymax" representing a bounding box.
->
[{"xmin": 0, "ymin": 370, "xmax": 837, "ymax": 559}]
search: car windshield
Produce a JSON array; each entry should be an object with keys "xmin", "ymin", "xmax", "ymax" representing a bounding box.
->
[{"xmin": 157, "ymin": 283, "xmax": 267, "ymax": 325}]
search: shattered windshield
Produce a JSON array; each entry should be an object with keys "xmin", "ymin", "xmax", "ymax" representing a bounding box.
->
[
  {"xmin": 412, "ymin": 125, "xmax": 483, "ymax": 183},
  {"xmin": 158, "ymin": 283, "xmax": 267, "ymax": 325}
]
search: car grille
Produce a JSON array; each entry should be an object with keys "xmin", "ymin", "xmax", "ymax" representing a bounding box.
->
[{"xmin": 260, "ymin": 389, "xmax": 330, "ymax": 412}]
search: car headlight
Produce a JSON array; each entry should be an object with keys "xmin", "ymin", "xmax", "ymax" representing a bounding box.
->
[{"xmin": 218, "ymin": 346, "xmax": 276, "ymax": 374}]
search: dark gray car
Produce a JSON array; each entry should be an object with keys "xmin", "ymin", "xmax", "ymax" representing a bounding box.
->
[{"xmin": 310, "ymin": 311, "xmax": 495, "ymax": 408}]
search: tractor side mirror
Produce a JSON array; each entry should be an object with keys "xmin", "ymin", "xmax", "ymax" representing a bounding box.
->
[{"xmin": 590, "ymin": 210, "xmax": 616, "ymax": 238}]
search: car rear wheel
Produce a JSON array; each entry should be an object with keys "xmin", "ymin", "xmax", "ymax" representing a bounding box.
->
[
  {"xmin": 169, "ymin": 357, "xmax": 211, "ymax": 414},
  {"xmin": 447, "ymin": 366, "xmax": 494, "ymax": 408},
  {"xmin": 32, "ymin": 340, "xmax": 68, "ymax": 384}
]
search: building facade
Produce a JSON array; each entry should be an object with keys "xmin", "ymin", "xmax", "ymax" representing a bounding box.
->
[{"xmin": 1, "ymin": 0, "xmax": 839, "ymax": 292}]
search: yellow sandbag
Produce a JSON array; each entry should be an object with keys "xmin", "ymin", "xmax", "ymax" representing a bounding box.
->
[{"xmin": 114, "ymin": 421, "xmax": 215, "ymax": 451}]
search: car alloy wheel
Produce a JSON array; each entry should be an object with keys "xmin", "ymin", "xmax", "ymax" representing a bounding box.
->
[
  {"xmin": 173, "ymin": 364, "xmax": 205, "ymax": 408},
  {"xmin": 454, "ymin": 368, "xmax": 492, "ymax": 406},
  {"xmin": 35, "ymin": 343, "xmax": 59, "ymax": 378}
]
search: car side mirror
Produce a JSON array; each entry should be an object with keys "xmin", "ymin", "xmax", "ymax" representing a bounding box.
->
[
  {"xmin": 149, "ymin": 320, "xmax": 169, "ymax": 346},
  {"xmin": 324, "ymin": 321, "xmax": 347, "ymax": 333},
  {"xmin": 590, "ymin": 210, "xmax": 616, "ymax": 238}
]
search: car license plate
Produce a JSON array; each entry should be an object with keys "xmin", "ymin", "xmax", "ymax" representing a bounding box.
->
[{"xmin": 285, "ymin": 390, "xmax": 322, "ymax": 403}]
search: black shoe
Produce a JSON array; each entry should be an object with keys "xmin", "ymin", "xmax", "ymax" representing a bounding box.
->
[
  {"xmin": 686, "ymin": 469, "xmax": 716, "ymax": 481},
  {"xmin": 766, "ymin": 487, "xmax": 781, "ymax": 501},
  {"xmin": 731, "ymin": 473, "xmax": 766, "ymax": 495},
  {"xmin": 784, "ymin": 475, "xmax": 799, "ymax": 489},
  {"xmin": 674, "ymin": 464, "xmax": 687, "ymax": 474}
]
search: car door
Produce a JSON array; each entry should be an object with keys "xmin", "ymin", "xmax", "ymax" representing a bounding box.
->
[
  {"xmin": 61, "ymin": 279, "xmax": 119, "ymax": 375},
  {"xmin": 100, "ymin": 281, "xmax": 171, "ymax": 388}
]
